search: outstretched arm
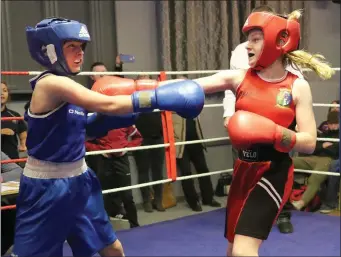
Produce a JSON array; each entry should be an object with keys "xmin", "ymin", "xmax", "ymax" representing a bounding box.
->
[
  {"xmin": 34, "ymin": 74, "xmax": 205, "ymax": 119},
  {"xmin": 193, "ymin": 70, "xmax": 244, "ymax": 94},
  {"xmin": 158, "ymin": 70, "xmax": 245, "ymax": 94},
  {"xmin": 37, "ymin": 75, "xmax": 134, "ymax": 115}
]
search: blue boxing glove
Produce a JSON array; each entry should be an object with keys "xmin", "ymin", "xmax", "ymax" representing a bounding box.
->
[
  {"xmin": 131, "ymin": 80, "xmax": 205, "ymax": 119},
  {"xmin": 86, "ymin": 112, "xmax": 138, "ymax": 139}
]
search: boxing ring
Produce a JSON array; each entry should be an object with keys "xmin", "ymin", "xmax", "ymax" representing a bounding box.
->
[{"xmin": 1, "ymin": 68, "xmax": 340, "ymax": 256}]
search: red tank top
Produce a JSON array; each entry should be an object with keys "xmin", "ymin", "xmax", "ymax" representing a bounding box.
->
[{"xmin": 235, "ymin": 69, "xmax": 297, "ymax": 129}]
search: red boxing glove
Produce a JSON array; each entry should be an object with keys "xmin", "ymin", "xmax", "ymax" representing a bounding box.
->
[
  {"xmin": 227, "ymin": 111, "xmax": 296, "ymax": 153},
  {"xmin": 91, "ymin": 76, "xmax": 158, "ymax": 96}
]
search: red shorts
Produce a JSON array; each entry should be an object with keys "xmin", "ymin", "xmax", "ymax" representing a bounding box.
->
[{"xmin": 224, "ymin": 148, "xmax": 294, "ymax": 243}]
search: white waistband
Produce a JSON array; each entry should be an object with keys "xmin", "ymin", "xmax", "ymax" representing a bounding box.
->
[{"xmin": 23, "ymin": 156, "xmax": 88, "ymax": 179}]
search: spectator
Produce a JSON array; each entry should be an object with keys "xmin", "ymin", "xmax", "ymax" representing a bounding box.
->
[
  {"xmin": 172, "ymin": 83, "xmax": 221, "ymax": 211},
  {"xmin": 1, "ymin": 151, "xmax": 23, "ymax": 255},
  {"xmin": 90, "ymin": 57, "xmax": 121, "ymax": 79},
  {"xmin": 318, "ymin": 100, "xmax": 339, "ymax": 134},
  {"xmin": 133, "ymin": 75, "xmax": 166, "ymax": 212},
  {"xmin": 1, "ymin": 81, "xmax": 27, "ymax": 159},
  {"xmin": 86, "ymin": 126, "xmax": 142, "ymax": 228},
  {"xmin": 291, "ymin": 111, "xmax": 339, "ymax": 210},
  {"xmin": 319, "ymin": 159, "xmax": 340, "ymax": 213},
  {"xmin": 86, "ymin": 58, "xmax": 123, "ymax": 170},
  {"xmin": 86, "ymin": 58, "xmax": 142, "ymax": 228},
  {"xmin": 317, "ymin": 100, "xmax": 339, "ymax": 213},
  {"xmin": 1, "ymin": 151, "xmax": 23, "ymax": 182}
]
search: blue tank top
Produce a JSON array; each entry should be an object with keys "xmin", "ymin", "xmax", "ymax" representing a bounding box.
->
[{"xmin": 25, "ymin": 71, "xmax": 87, "ymax": 163}]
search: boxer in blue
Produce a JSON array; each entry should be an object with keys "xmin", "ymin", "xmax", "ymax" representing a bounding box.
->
[{"xmin": 12, "ymin": 18, "xmax": 205, "ymax": 257}]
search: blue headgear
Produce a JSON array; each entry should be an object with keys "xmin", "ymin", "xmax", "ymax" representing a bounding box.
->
[{"xmin": 26, "ymin": 18, "xmax": 91, "ymax": 76}]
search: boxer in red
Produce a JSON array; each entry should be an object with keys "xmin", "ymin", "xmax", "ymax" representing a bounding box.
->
[
  {"xmin": 194, "ymin": 10, "xmax": 333, "ymax": 256},
  {"xmin": 94, "ymin": 9, "xmax": 335, "ymax": 257}
]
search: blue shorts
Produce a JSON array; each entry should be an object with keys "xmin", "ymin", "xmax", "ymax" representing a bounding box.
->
[{"xmin": 12, "ymin": 167, "xmax": 117, "ymax": 257}]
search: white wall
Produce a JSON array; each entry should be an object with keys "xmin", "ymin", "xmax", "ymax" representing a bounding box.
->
[
  {"xmin": 309, "ymin": 1, "xmax": 340, "ymax": 68},
  {"xmin": 114, "ymin": 1, "xmax": 159, "ymax": 75},
  {"xmin": 307, "ymin": 1, "xmax": 340, "ymax": 123}
]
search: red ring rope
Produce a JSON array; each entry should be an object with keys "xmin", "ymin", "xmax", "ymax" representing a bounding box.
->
[
  {"xmin": 1, "ymin": 158, "xmax": 27, "ymax": 164},
  {"xmin": 1, "ymin": 71, "xmax": 30, "ymax": 75},
  {"xmin": 0, "ymin": 205, "xmax": 17, "ymax": 210},
  {"xmin": 1, "ymin": 116, "xmax": 25, "ymax": 121},
  {"xmin": 158, "ymin": 75, "xmax": 171, "ymax": 179}
]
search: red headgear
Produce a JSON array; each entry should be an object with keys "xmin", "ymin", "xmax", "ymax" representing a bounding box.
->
[{"xmin": 242, "ymin": 12, "xmax": 301, "ymax": 70}]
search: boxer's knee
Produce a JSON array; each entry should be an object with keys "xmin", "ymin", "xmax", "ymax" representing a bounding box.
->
[
  {"xmin": 232, "ymin": 234, "xmax": 261, "ymax": 256},
  {"xmin": 99, "ymin": 239, "xmax": 125, "ymax": 257}
]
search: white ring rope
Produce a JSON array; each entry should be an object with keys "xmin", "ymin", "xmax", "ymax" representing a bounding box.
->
[
  {"xmin": 203, "ymin": 103, "xmax": 340, "ymax": 108},
  {"xmin": 23, "ymin": 67, "xmax": 341, "ymax": 76},
  {"xmin": 175, "ymin": 169, "xmax": 234, "ymax": 181},
  {"xmin": 294, "ymin": 169, "xmax": 340, "ymax": 177},
  {"xmin": 86, "ymin": 136, "xmax": 339, "ymax": 157},
  {"xmin": 102, "ymin": 169, "xmax": 235, "ymax": 194},
  {"xmin": 152, "ymin": 102, "xmax": 340, "ymax": 115},
  {"xmin": 101, "ymin": 167, "xmax": 340, "ymax": 195},
  {"xmin": 85, "ymin": 143, "xmax": 170, "ymax": 156},
  {"xmin": 102, "ymin": 178, "xmax": 173, "ymax": 194},
  {"xmin": 174, "ymin": 137, "xmax": 230, "ymax": 146},
  {"xmin": 150, "ymin": 103, "xmax": 340, "ymax": 114},
  {"xmin": 316, "ymin": 137, "xmax": 340, "ymax": 142}
]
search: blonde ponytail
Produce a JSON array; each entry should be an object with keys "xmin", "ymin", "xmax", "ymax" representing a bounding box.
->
[
  {"xmin": 287, "ymin": 9, "xmax": 303, "ymax": 21},
  {"xmin": 283, "ymin": 9, "xmax": 335, "ymax": 80},
  {"xmin": 285, "ymin": 51, "xmax": 335, "ymax": 80}
]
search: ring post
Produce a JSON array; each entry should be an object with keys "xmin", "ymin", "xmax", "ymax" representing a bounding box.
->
[{"xmin": 158, "ymin": 71, "xmax": 177, "ymax": 181}]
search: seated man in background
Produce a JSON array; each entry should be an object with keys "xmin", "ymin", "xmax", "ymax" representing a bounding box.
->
[
  {"xmin": 86, "ymin": 125, "xmax": 142, "ymax": 228},
  {"xmin": 317, "ymin": 100, "xmax": 339, "ymax": 134},
  {"xmin": 1, "ymin": 151, "xmax": 23, "ymax": 182},
  {"xmin": 291, "ymin": 111, "xmax": 339, "ymax": 210},
  {"xmin": 1, "ymin": 81, "xmax": 27, "ymax": 162},
  {"xmin": 319, "ymin": 159, "xmax": 340, "ymax": 213}
]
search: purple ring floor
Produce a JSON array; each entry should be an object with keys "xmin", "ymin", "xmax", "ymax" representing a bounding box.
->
[{"xmin": 63, "ymin": 208, "xmax": 340, "ymax": 256}]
